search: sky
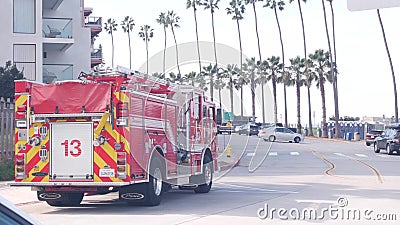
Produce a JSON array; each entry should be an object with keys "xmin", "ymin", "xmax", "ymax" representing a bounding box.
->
[{"xmin": 85, "ymin": 0, "xmax": 400, "ymax": 126}]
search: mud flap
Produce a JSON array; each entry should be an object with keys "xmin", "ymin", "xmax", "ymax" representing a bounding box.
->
[{"xmin": 119, "ymin": 184, "xmax": 147, "ymax": 203}]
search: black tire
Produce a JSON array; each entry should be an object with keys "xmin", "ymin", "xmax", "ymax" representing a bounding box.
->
[
  {"xmin": 386, "ymin": 144, "xmax": 392, "ymax": 155},
  {"xmin": 373, "ymin": 143, "xmax": 380, "ymax": 153},
  {"xmin": 194, "ymin": 155, "xmax": 213, "ymax": 194},
  {"xmin": 294, "ymin": 137, "xmax": 301, "ymax": 143},
  {"xmin": 268, "ymin": 135, "xmax": 276, "ymax": 142},
  {"xmin": 45, "ymin": 192, "xmax": 83, "ymax": 207},
  {"xmin": 366, "ymin": 142, "xmax": 371, "ymax": 147},
  {"xmin": 144, "ymin": 157, "xmax": 164, "ymax": 206}
]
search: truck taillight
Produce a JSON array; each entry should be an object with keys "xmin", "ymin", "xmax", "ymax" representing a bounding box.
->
[
  {"xmin": 393, "ymin": 139, "xmax": 400, "ymax": 143},
  {"xmin": 15, "ymin": 104, "xmax": 28, "ymax": 128},
  {"xmin": 117, "ymin": 152, "xmax": 127, "ymax": 179},
  {"xmin": 15, "ymin": 153, "xmax": 26, "ymax": 179},
  {"xmin": 116, "ymin": 102, "xmax": 128, "ymax": 126}
]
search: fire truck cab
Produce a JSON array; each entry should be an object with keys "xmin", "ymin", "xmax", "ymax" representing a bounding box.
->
[{"xmin": 12, "ymin": 66, "xmax": 218, "ymax": 206}]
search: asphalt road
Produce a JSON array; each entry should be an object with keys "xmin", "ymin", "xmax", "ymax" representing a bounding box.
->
[{"xmin": 1, "ymin": 135, "xmax": 399, "ymax": 225}]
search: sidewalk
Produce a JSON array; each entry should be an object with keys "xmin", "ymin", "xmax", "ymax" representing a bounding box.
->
[{"xmin": 217, "ymin": 139, "xmax": 242, "ymax": 172}]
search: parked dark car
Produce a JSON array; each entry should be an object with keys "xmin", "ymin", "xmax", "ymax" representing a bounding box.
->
[
  {"xmin": 373, "ymin": 126, "xmax": 400, "ymax": 155},
  {"xmin": 217, "ymin": 122, "xmax": 234, "ymax": 134},
  {"xmin": 365, "ymin": 129, "xmax": 383, "ymax": 146},
  {"xmin": 0, "ymin": 195, "xmax": 41, "ymax": 225},
  {"xmin": 238, "ymin": 123, "xmax": 259, "ymax": 136}
]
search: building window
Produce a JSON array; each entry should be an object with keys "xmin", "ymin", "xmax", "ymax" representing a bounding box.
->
[
  {"xmin": 43, "ymin": 64, "xmax": 73, "ymax": 84},
  {"xmin": 13, "ymin": 0, "xmax": 35, "ymax": 34},
  {"xmin": 13, "ymin": 44, "xmax": 36, "ymax": 80}
]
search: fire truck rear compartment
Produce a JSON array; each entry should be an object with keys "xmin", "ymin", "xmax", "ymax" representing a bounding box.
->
[{"xmin": 50, "ymin": 122, "xmax": 94, "ymax": 181}]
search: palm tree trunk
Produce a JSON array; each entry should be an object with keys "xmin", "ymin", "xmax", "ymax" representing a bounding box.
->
[
  {"xmin": 240, "ymin": 87, "xmax": 244, "ymax": 121},
  {"xmin": 322, "ymin": 0, "xmax": 332, "ymax": 138},
  {"xmin": 128, "ymin": 32, "xmax": 132, "ymax": 69},
  {"xmin": 284, "ymin": 84, "xmax": 288, "ymax": 128},
  {"xmin": 298, "ymin": 0, "xmax": 307, "ymax": 60},
  {"xmin": 307, "ymin": 84, "xmax": 314, "ymax": 136},
  {"xmin": 171, "ymin": 26, "xmax": 181, "ymax": 76},
  {"xmin": 230, "ymin": 77, "xmax": 234, "ymax": 115},
  {"xmin": 272, "ymin": 76, "xmax": 278, "ymax": 124},
  {"xmin": 261, "ymin": 80, "xmax": 265, "ymax": 125},
  {"xmin": 252, "ymin": 2, "xmax": 265, "ymax": 124},
  {"xmin": 210, "ymin": 7, "xmax": 217, "ymax": 102},
  {"xmin": 251, "ymin": 80, "xmax": 256, "ymax": 122},
  {"xmin": 219, "ymin": 88, "xmax": 222, "ymax": 111},
  {"xmin": 163, "ymin": 26, "xmax": 167, "ymax": 75},
  {"xmin": 253, "ymin": 2, "xmax": 262, "ymax": 62},
  {"xmin": 274, "ymin": 6, "xmax": 286, "ymax": 127},
  {"xmin": 329, "ymin": 0, "xmax": 340, "ymax": 138},
  {"xmin": 146, "ymin": 39, "xmax": 149, "ymax": 75},
  {"xmin": 378, "ymin": 9, "xmax": 398, "ymax": 123},
  {"xmin": 319, "ymin": 73, "xmax": 327, "ymax": 138},
  {"xmin": 236, "ymin": 17, "xmax": 244, "ymax": 119},
  {"xmin": 193, "ymin": 5, "xmax": 202, "ymax": 74},
  {"xmin": 111, "ymin": 32, "xmax": 114, "ymax": 68},
  {"xmin": 296, "ymin": 75, "xmax": 301, "ymax": 134}
]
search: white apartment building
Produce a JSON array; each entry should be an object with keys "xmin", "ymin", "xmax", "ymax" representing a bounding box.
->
[{"xmin": 0, "ymin": 0, "xmax": 103, "ymax": 83}]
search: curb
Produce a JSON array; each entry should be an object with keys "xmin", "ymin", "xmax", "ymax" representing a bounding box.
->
[
  {"xmin": 219, "ymin": 157, "xmax": 240, "ymax": 171},
  {"xmin": 306, "ymin": 136, "xmax": 363, "ymax": 143}
]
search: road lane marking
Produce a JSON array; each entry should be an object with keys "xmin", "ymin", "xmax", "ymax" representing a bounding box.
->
[
  {"xmin": 355, "ymin": 154, "xmax": 368, "ymax": 158},
  {"xmin": 216, "ymin": 183, "xmax": 298, "ymax": 194},
  {"xmin": 246, "ymin": 152, "xmax": 255, "ymax": 157},
  {"xmin": 268, "ymin": 152, "xmax": 278, "ymax": 156},
  {"xmin": 334, "ymin": 153, "xmax": 346, "ymax": 157},
  {"xmin": 290, "ymin": 152, "xmax": 300, "ymax": 156}
]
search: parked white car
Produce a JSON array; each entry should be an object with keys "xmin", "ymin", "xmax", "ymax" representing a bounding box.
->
[{"xmin": 260, "ymin": 127, "xmax": 304, "ymax": 143}]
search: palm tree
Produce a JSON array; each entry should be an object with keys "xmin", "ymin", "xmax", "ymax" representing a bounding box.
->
[
  {"xmin": 304, "ymin": 58, "xmax": 316, "ymax": 136},
  {"xmin": 167, "ymin": 72, "xmax": 183, "ymax": 84},
  {"xmin": 167, "ymin": 11, "xmax": 182, "ymax": 76},
  {"xmin": 257, "ymin": 60, "xmax": 270, "ymax": 124},
  {"xmin": 267, "ymin": 56, "xmax": 281, "ymax": 124},
  {"xmin": 289, "ymin": 56, "xmax": 306, "ymax": 134},
  {"xmin": 138, "ymin": 25, "xmax": 154, "ymax": 75},
  {"xmin": 183, "ymin": 71, "xmax": 197, "ymax": 86},
  {"xmin": 121, "ymin": 16, "xmax": 135, "ymax": 69},
  {"xmin": 215, "ymin": 67, "xmax": 227, "ymax": 109},
  {"xmin": 327, "ymin": 0, "xmax": 340, "ymax": 138},
  {"xmin": 224, "ymin": 64, "xmax": 240, "ymax": 114},
  {"xmin": 200, "ymin": 0, "xmax": 220, "ymax": 101},
  {"xmin": 322, "ymin": 0, "xmax": 340, "ymax": 138},
  {"xmin": 377, "ymin": 9, "xmax": 398, "ymax": 123},
  {"xmin": 243, "ymin": 57, "xmax": 258, "ymax": 122},
  {"xmin": 265, "ymin": 0, "xmax": 286, "ymax": 126},
  {"xmin": 187, "ymin": 0, "xmax": 202, "ymax": 73},
  {"xmin": 277, "ymin": 69, "xmax": 292, "ymax": 128},
  {"xmin": 156, "ymin": 12, "xmax": 169, "ymax": 75},
  {"xmin": 245, "ymin": 0, "xmax": 263, "ymax": 62},
  {"xmin": 309, "ymin": 49, "xmax": 330, "ymax": 138},
  {"xmin": 234, "ymin": 73, "xmax": 249, "ymax": 122},
  {"xmin": 226, "ymin": 0, "xmax": 245, "ymax": 118},
  {"xmin": 104, "ymin": 18, "xmax": 118, "ymax": 68},
  {"xmin": 201, "ymin": 64, "xmax": 217, "ymax": 100},
  {"xmin": 289, "ymin": 0, "xmax": 307, "ymax": 59}
]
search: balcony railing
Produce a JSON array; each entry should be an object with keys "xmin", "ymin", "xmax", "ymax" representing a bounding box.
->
[
  {"xmin": 43, "ymin": 64, "xmax": 73, "ymax": 84},
  {"xmin": 85, "ymin": 16, "xmax": 102, "ymax": 27},
  {"xmin": 91, "ymin": 48, "xmax": 102, "ymax": 59},
  {"xmin": 42, "ymin": 18, "xmax": 73, "ymax": 39}
]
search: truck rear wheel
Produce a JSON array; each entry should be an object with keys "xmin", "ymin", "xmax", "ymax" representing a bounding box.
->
[
  {"xmin": 43, "ymin": 192, "xmax": 84, "ymax": 207},
  {"xmin": 194, "ymin": 155, "xmax": 213, "ymax": 194}
]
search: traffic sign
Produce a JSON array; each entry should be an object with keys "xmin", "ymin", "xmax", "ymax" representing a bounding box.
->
[{"xmin": 348, "ymin": 0, "xmax": 400, "ymax": 11}]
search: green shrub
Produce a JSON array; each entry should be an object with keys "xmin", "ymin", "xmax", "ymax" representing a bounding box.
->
[{"xmin": 0, "ymin": 158, "xmax": 14, "ymax": 181}]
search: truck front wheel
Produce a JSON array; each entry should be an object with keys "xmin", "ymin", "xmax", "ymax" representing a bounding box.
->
[{"xmin": 194, "ymin": 155, "xmax": 213, "ymax": 194}]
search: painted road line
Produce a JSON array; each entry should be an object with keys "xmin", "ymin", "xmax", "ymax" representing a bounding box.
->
[
  {"xmin": 334, "ymin": 153, "xmax": 346, "ymax": 157},
  {"xmin": 246, "ymin": 152, "xmax": 255, "ymax": 157},
  {"xmin": 290, "ymin": 152, "xmax": 300, "ymax": 156},
  {"xmin": 268, "ymin": 152, "xmax": 278, "ymax": 156},
  {"xmin": 355, "ymin": 154, "xmax": 368, "ymax": 158}
]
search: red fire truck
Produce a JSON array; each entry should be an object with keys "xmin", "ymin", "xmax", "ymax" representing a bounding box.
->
[{"xmin": 11, "ymin": 66, "xmax": 218, "ymax": 206}]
